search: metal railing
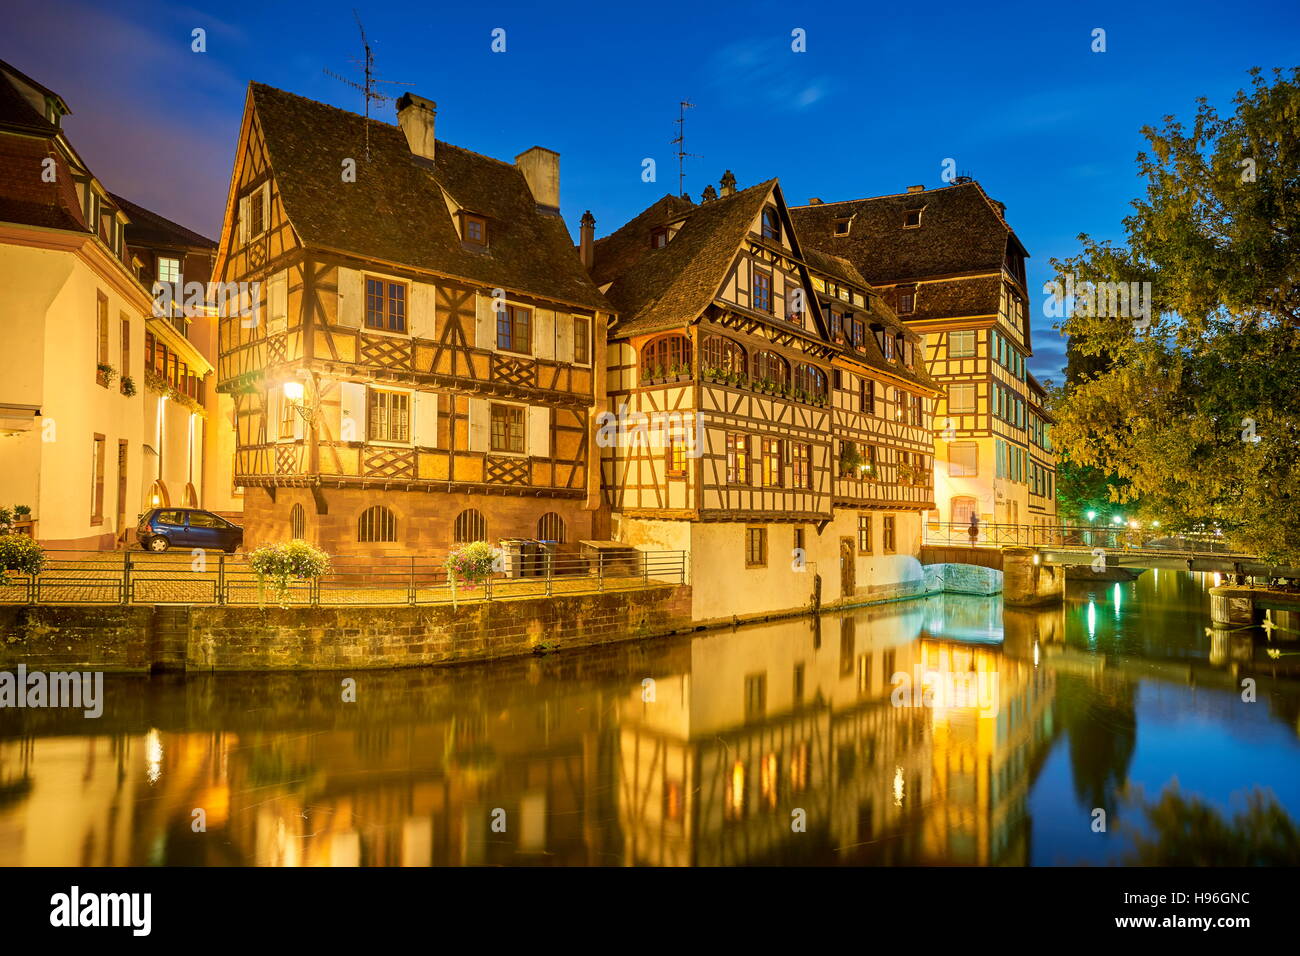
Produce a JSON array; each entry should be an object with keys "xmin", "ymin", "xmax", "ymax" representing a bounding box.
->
[
  {"xmin": 923, "ymin": 521, "xmax": 1250, "ymax": 556},
  {"xmin": 0, "ymin": 548, "xmax": 688, "ymax": 607}
]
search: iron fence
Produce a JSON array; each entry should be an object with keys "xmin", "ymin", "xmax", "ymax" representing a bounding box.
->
[
  {"xmin": 923, "ymin": 521, "xmax": 1249, "ymax": 556},
  {"xmin": 0, "ymin": 548, "xmax": 688, "ymax": 607}
]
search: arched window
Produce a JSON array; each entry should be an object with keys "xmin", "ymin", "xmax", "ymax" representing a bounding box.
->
[
  {"xmin": 701, "ymin": 336, "xmax": 747, "ymax": 377},
  {"xmin": 454, "ymin": 508, "xmax": 487, "ymax": 544},
  {"xmin": 290, "ymin": 503, "xmax": 306, "ymax": 539},
  {"xmin": 793, "ymin": 364, "xmax": 827, "ymax": 402},
  {"xmin": 149, "ymin": 480, "xmax": 170, "ymax": 508},
  {"xmin": 753, "ymin": 351, "xmax": 789, "ymax": 388},
  {"xmin": 537, "ymin": 512, "xmax": 566, "ymax": 543},
  {"xmin": 182, "ymin": 483, "xmax": 198, "ymax": 507},
  {"xmin": 358, "ymin": 505, "xmax": 397, "ymax": 543},
  {"xmin": 640, "ymin": 334, "xmax": 692, "ymax": 381}
]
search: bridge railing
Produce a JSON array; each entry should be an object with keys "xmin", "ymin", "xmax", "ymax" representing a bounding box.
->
[{"xmin": 923, "ymin": 521, "xmax": 1243, "ymax": 555}]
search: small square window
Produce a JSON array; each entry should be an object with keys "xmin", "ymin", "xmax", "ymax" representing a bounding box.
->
[
  {"xmin": 904, "ymin": 209, "xmax": 922, "ymax": 228},
  {"xmin": 650, "ymin": 227, "xmax": 668, "ymax": 249},
  {"xmin": 833, "ymin": 219, "xmax": 851, "ymax": 237},
  {"xmin": 462, "ymin": 214, "xmax": 487, "ymax": 245}
]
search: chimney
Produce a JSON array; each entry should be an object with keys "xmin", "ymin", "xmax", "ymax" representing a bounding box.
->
[
  {"xmin": 808, "ymin": 197, "xmax": 824, "ymax": 205},
  {"xmin": 701, "ymin": 184, "xmax": 717, "ymax": 202},
  {"xmin": 906, "ymin": 184, "xmax": 925, "ymax": 193},
  {"xmin": 396, "ymin": 93, "xmax": 437, "ymax": 162},
  {"xmin": 720, "ymin": 170, "xmax": 737, "ymax": 197},
  {"xmin": 579, "ymin": 210, "xmax": 595, "ymax": 270},
  {"xmin": 515, "ymin": 146, "xmax": 560, "ymax": 210}
]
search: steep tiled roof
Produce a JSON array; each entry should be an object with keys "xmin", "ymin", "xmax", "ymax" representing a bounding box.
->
[
  {"xmin": 112, "ymin": 192, "xmax": 216, "ymax": 249},
  {"xmin": 789, "ymin": 182, "xmax": 1019, "ymax": 284},
  {"xmin": 0, "ymin": 60, "xmax": 61, "ymax": 136},
  {"xmin": 0, "ymin": 129, "xmax": 85, "ymax": 231},
  {"xmin": 801, "ymin": 248, "xmax": 940, "ymax": 392},
  {"xmin": 593, "ymin": 181, "xmax": 775, "ymax": 336},
  {"xmin": 249, "ymin": 83, "xmax": 607, "ymax": 312}
]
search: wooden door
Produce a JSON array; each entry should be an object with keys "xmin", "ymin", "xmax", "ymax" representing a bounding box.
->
[
  {"xmin": 839, "ymin": 537, "xmax": 855, "ymax": 600},
  {"xmin": 115, "ymin": 441, "xmax": 129, "ymax": 545}
]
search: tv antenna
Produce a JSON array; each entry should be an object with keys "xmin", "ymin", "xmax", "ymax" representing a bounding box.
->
[
  {"xmin": 671, "ymin": 100, "xmax": 699, "ymax": 198},
  {"xmin": 323, "ymin": 11, "xmax": 411, "ymax": 160}
]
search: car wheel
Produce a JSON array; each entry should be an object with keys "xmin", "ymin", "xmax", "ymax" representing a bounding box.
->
[{"xmin": 147, "ymin": 535, "xmax": 170, "ymax": 553}]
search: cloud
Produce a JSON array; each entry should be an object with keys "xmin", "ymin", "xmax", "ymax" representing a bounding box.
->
[{"xmin": 706, "ymin": 37, "xmax": 832, "ymax": 113}]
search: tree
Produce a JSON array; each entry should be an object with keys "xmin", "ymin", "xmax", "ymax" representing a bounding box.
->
[{"xmin": 1051, "ymin": 67, "xmax": 1300, "ymax": 561}]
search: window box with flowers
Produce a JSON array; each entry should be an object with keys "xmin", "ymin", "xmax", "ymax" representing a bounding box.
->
[
  {"xmin": 96, "ymin": 364, "xmax": 117, "ymax": 389},
  {"xmin": 144, "ymin": 369, "xmax": 206, "ymax": 417}
]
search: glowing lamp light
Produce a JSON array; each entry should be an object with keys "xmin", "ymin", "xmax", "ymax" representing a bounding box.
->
[
  {"xmin": 1152, "ymin": 520, "xmax": 1161, "ymax": 528},
  {"xmin": 1086, "ymin": 510, "xmax": 1097, "ymax": 521},
  {"xmin": 1128, "ymin": 520, "xmax": 1139, "ymax": 529},
  {"xmin": 151, "ymin": 495, "xmax": 160, "ymax": 506},
  {"xmin": 1032, "ymin": 553, "xmax": 1041, "ymax": 565},
  {"xmin": 1111, "ymin": 515, "xmax": 1124, "ymax": 526},
  {"xmin": 283, "ymin": 381, "xmax": 305, "ymax": 402}
]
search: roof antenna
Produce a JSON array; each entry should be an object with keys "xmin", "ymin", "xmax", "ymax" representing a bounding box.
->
[
  {"xmin": 670, "ymin": 100, "xmax": 700, "ymax": 198},
  {"xmin": 323, "ymin": 11, "xmax": 411, "ymax": 161}
]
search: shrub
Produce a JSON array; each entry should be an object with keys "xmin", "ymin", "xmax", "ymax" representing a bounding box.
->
[
  {"xmin": 248, "ymin": 539, "xmax": 332, "ymax": 606},
  {"xmin": 0, "ymin": 534, "xmax": 45, "ymax": 585}
]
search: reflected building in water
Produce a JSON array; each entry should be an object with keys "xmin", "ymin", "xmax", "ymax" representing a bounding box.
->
[{"xmin": 5, "ymin": 578, "xmax": 1298, "ymax": 867}]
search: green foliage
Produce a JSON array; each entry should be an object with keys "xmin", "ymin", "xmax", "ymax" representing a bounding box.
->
[
  {"xmin": 1052, "ymin": 67, "xmax": 1300, "ymax": 560},
  {"xmin": 248, "ymin": 539, "xmax": 332, "ymax": 605},
  {"xmin": 0, "ymin": 534, "xmax": 46, "ymax": 585},
  {"xmin": 444, "ymin": 541, "xmax": 499, "ymax": 589},
  {"xmin": 1121, "ymin": 785, "xmax": 1300, "ymax": 866}
]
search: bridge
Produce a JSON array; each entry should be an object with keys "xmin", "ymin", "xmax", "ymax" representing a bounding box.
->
[{"xmin": 921, "ymin": 522, "xmax": 1296, "ymax": 579}]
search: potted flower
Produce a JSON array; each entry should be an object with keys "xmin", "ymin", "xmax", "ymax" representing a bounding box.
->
[
  {"xmin": 120, "ymin": 376, "xmax": 137, "ymax": 397},
  {"xmin": 248, "ymin": 539, "xmax": 332, "ymax": 607},
  {"xmin": 0, "ymin": 526, "xmax": 44, "ymax": 586},
  {"xmin": 444, "ymin": 540, "xmax": 501, "ymax": 609},
  {"xmin": 839, "ymin": 445, "xmax": 863, "ymax": 477}
]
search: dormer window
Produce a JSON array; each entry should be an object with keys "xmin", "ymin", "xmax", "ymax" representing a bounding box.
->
[
  {"xmin": 897, "ymin": 290, "xmax": 916, "ymax": 315},
  {"xmin": 833, "ymin": 218, "xmax": 851, "ymax": 237},
  {"xmin": 650, "ymin": 227, "xmax": 668, "ymax": 249},
  {"xmin": 461, "ymin": 213, "xmax": 487, "ymax": 246},
  {"xmin": 761, "ymin": 207, "xmax": 781, "ymax": 242},
  {"xmin": 904, "ymin": 208, "xmax": 922, "ymax": 228}
]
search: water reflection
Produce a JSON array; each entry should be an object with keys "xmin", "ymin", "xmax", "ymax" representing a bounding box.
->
[{"xmin": 1, "ymin": 571, "xmax": 1298, "ymax": 866}]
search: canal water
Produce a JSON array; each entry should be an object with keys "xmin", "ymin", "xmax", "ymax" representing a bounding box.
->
[{"xmin": 1, "ymin": 570, "xmax": 1297, "ymax": 866}]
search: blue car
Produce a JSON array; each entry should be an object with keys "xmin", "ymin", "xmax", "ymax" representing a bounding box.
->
[{"xmin": 137, "ymin": 508, "xmax": 243, "ymax": 553}]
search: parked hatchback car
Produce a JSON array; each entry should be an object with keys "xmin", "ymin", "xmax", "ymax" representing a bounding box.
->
[{"xmin": 137, "ymin": 508, "xmax": 243, "ymax": 553}]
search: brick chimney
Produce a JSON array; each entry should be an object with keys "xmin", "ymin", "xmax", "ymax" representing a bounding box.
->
[
  {"xmin": 808, "ymin": 197, "xmax": 823, "ymax": 205},
  {"xmin": 515, "ymin": 147, "xmax": 560, "ymax": 210},
  {"xmin": 396, "ymin": 93, "xmax": 437, "ymax": 162},
  {"xmin": 579, "ymin": 210, "xmax": 595, "ymax": 270},
  {"xmin": 720, "ymin": 170, "xmax": 737, "ymax": 197},
  {"xmin": 906, "ymin": 184, "xmax": 925, "ymax": 193}
]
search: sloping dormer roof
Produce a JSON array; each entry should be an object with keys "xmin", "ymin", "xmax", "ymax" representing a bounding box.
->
[
  {"xmin": 593, "ymin": 180, "xmax": 776, "ymax": 337},
  {"xmin": 248, "ymin": 83, "xmax": 608, "ymax": 312}
]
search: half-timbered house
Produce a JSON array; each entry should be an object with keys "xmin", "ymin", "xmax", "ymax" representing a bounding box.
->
[
  {"xmin": 791, "ymin": 182, "xmax": 1058, "ymax": 535},
  {"xmin": 212, "ymin": 84, "xmax": 611, "ymax": 556},
  {"xmin": 592, "ymin": 174, "xmax": 936, "ymax": 622},
  {"xmin": 801, "ymin": 248, "xmax": 940, "ymax": 603}
]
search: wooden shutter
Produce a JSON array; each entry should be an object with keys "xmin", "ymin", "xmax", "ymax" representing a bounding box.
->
[
  {"xmin": 414, "ymin": 391, "xmax": 438, "ymax": 447},
  {"xmin": 340, "ymin": 381, "xmax": 367, "ymax": 443},
  {"xmin": 475, "ymin": 292, "xmax": 497, "ymax": 349},
  {"xmin": 534, "ymin": 308, "xmax": 556, "ymax": 360},
  {"xmin": 409, "ymin": 281, "xmax": 436, "ymax": 339},
  {"xmin": 467, "ymin": 397, "xmax": 489, "ymax": 451},
  {"xmin": 528, "ymin": 406, "xmax": 550, "ymax": 458},
  {"xmin": 238, "ymin": 195, "xmax": 250, "ymax": 246},
  {"xmin": 267, "ymin": 271, "xmax": 287, "ymax": 332},
  {"xmin": 554, "ymin": 312, "xmax": 573, "ymax": 363},
  {"xmin": 337, "ymin": 268, "xmax": 364, "ymax": 329}
]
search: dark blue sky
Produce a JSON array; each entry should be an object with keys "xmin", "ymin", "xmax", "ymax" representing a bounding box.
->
[{"xmin": 7, "ymin": 0, "xmax": 1297, "ymax": 381}]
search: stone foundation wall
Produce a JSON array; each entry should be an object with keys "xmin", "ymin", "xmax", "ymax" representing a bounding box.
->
[
  {"xmin": 0, "ymin": 586, "xmax": 694, "ymax": 672},
  {"xmin": 923, "ymin": 563, "xmax": 1003, "ymax": 596},
  {"xmin": 0, "ymin": 605, "xmax": 156, "ymax": 671}
]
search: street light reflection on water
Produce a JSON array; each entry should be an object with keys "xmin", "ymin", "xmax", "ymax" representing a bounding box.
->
[{"xmin": 1, "ymin": 570, "xmax": 1298, "ymax": 866}]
